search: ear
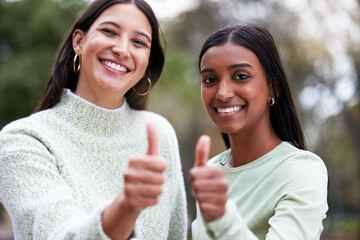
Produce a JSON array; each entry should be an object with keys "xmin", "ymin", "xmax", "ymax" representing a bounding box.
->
[
  {"xmin": 269, "ymin": 78, "xmax": 280, "ymax": 98},
  {"xmin": 72, "ymin": 29, "xmax": 85, "ymax": 56}
]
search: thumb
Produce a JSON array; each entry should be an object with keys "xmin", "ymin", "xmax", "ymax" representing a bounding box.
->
[
  {"xmin": 146, "ymin": 121, "xmax": 159, "ymax": 155},
  {"xmin": 194, "ymin": 135, "xmax": 211, "ymax": 167}
]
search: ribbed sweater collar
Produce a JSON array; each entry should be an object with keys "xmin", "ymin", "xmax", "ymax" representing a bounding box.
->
[{"xmin": 52, "ymin": 89, "xmax": 132, "ymax": 136}]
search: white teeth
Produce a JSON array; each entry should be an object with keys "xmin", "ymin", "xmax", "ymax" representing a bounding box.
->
[
  {"xmin": 102, "ymin": 60, "xmax": 127, "ymax": 72},
  {"xmin": 217, "ymin": 106, "xmax": 241, "ymax": 113}
]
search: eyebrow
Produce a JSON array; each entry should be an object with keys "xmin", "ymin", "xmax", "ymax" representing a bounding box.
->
[
  {"xmin": 99, "ymin": 21, "xmax": 151, "ymax": 43},
  {"xmin": 201, "ymin": 63, "xmax": 254, "ymax": 73},
  {"xmin": 135, "ymin": 30, "xmax": 151, "ymax": 43},
  {"xmin": 200, "ymin": 68, "xmax": 215, "ymax": 73},
  {"xmin": 228, "ymin": 63, "xmax": 254, "ymax": 70}
]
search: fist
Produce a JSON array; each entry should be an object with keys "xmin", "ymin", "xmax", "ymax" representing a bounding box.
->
[
  {"xmin": 123, "ymin": 122, "xmax": 167, "ymax": 211},
  {"xmin": 189, "ymin": 135, "xmax": 229, "ymax": 222}
]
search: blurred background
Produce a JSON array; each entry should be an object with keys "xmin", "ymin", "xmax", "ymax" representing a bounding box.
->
[{"xmin": 0, "ymin": 0, "xmax": 359, "ymax": 239}]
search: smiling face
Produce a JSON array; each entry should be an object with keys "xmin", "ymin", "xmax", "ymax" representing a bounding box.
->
[
  {"xmin": 200, "ymin": 41, "xmax": 273, "ymax": 137},
  {"xmin": 72, "ymin": 3, "xmax": 152, "ymax": 108}
]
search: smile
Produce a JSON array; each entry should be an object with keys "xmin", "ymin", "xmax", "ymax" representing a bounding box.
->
[
  {"xmin": 216, "ymin": 106, "xmax": 241, "ymax": 113},
  {"xmin": 214, "ymin": 105, "xmax": 245, "ymax": 117},
  {"xmin": 101, "ymin": 60, "xmax": 128, "ymax": 72}
]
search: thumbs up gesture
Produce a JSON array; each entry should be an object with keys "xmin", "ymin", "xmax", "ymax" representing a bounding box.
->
[
  {"xmin": 101, "ymin": 122, "xmax": 167, "ymax": 239},
  {"xmin": 189, "ymin": 136, "xmax": 229, "ymax": 222},
  {"xmin": 123, "ymin": 122, "xmax": 167, "ymax": 211}
]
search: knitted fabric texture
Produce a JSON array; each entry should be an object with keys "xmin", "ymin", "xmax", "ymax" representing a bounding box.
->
[{"xmin": 0, "ymin": 89, "xmax": 187, "ymax": 240}]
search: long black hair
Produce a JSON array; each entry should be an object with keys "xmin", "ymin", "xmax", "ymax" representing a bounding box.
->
[
  {"xmin": 199, "ymin": 24, "xmax": 306, "ymax": 150},
  {"xmin": 36, "ymin": 0, "xmax": 164, "ymax": 112}
]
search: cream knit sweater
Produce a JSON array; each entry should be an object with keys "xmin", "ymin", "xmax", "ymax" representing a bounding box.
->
[{"xmin": 0, "ymin": 89, "xmax": 187, "ymax": 240}]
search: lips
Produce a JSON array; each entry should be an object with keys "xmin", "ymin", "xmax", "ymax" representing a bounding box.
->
[
  {"xmin": 100, "ymin": 59, "xmax": 129, "ymax": 72},
  {"xmin": 216, "ymin": 106, "xmax": 240, "ymax": 113},
  {"xmin": 214, "ymin": 105, "xmax": 244, "ymax": 116}
]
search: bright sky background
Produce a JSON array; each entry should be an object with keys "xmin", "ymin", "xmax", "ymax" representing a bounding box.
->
[
  {"xmin": 82, "ymin": 0, "xmax": 198, "ymax": 20},
  {"xmin": 145, "ymin": 0, "xmax": 199, "ymax": 20}
]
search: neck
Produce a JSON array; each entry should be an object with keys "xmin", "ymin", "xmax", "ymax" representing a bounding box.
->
[
  {"xmin": 228, "ymin": 124, "xmax": 282, "ymax": 167},
  {"xmin": 75, "ymin": 82, "xmax": 125, "ymax": 110},
  {"xmin": 82, "ymin": 93, "xmax": 124, "ymax": 109}
]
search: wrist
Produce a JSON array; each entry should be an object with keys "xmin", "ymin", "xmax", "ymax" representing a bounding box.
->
[{"xmin": 102, "ymin": 193, "xmax": 140, "ymax": 240}]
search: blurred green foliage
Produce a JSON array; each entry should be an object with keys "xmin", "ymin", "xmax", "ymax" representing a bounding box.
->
[
  {"xmin": 0, "ymin": 0, "xmax": 359, "ymax": 239},
  {"xmin": 0, "ymin": 0, "xmax": 85, "ymax": 126}
]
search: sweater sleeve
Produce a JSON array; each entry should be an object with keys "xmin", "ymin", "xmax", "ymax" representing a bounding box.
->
[
  {"xmin": 265, "ymin": 153, "xmax": 328, "ymax": 239},
  {"xmin": 167, "ymin": 169, "xmax": 187, "ymax": 240},
  {"xmin": 0, "ymin": 126, "xmax": 111, "ymax": 240},
  {"xmin": 163, "ymin": 123, "xmax": 188, "ymax": 240},
  {"xmin": 193, "ymin": 200, "xmax": 258, "ymax": 240}
]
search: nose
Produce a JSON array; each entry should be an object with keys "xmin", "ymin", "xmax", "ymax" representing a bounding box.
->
[
  {"xmin": 112, "ymin": 38, "xmax": 130, "ymax": 58},
  {"xmin": 216, "ymin": 79, "xmax": 234, "ymax": 102}
]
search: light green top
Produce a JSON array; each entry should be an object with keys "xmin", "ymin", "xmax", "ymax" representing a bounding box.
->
[
  {"xmin": 192, "ymin": 142, "xmax": 328, "ymax": 240},
  {"xmin": 0, "ymin": 89, "xmax": 187, "ymax": 240}
]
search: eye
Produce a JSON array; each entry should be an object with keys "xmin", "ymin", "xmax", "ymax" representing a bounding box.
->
[
  {"xmin": 234, "ymin": 73, "xmax": 249, "ymax": 80},
  {"xmin": 132, "ymin": 39, "xmax": 148, "ymax": 47},
  {"xmin": 202, "ymin": 76, "xmax": 217, "ymax": 85},
  {"xmin": 101, "ymin": 28, "xmax": 116, "ymax": 36}
]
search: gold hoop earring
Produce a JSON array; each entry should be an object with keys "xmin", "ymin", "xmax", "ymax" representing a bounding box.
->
[
  {"xmin": 73, "ymin": 54, "xmax": 81, "ymax": 73},
  {"xmin": 133, "ymin": 78, "xmax": 152, "ymax": 96},
  {"xmin": 267, "ymin": 97, "xmax": 275, "ymax": 106}
]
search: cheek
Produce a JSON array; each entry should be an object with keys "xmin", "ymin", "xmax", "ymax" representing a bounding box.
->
[
  {"xmin": 81, "ymin": 36, "xmax": 102, "ymax": 54},
  {"xmin": 201, "ymin": 87, "xmax": 210, "ymax": 104},
  {"xmin": 135, "ymin": 51, "xmax": 150, "ymax": 72},
  {"xmin": 243, "ymin": 83, "xmax": 269, "ymax": 101},
  {"xmin": 81, "ymin": 44, "xmax": 101, "ymax": 69},
  {"xmin": 201, "ymin": 87, "xmax": 214, "ymax": 111}
]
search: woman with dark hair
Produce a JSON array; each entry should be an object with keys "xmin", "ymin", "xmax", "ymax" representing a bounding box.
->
[
  {"xmin": 0, "ymin": 0, "xmax": 187, "ymax": 239},
  {"xmin": 190, "ymin": 24, "xmax": 328, "ymax": 239}
]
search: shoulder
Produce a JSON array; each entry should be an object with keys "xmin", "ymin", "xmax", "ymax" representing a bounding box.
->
[
  {"xmin": 0, "ymin": 110, "xmax": 55, "ymax": 152},
  {"xmin": 279, "ymin": 142, "xmax": 327, "ymax": 174},
  {"xmin": 0, "ymin": 111, "xmax": 57, "ymax": 170},
  {"xmin": 0, "ymin": 111, "xmax": 50, "ymax": 136},
  {"xmin": 275, "ymin": 142, "xmax": 328, "ymax": 190}
]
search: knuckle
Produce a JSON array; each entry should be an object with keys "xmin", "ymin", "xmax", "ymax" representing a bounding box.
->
[
  {"xmin": 192, "ymin": 182, "xmax": 201, "ymax": 192},
  {"xmin": 158, "ymin": 174, "xmax": 166, "ymax": 184},
  {"xmin": 216, "ymin": 168, "xmax": 225, "ymax": 176},
  {"xmin": 123, "ymin": 171, "xmax": 131, "ymax": 181},
  {"xmin": 220, "ymin": 195, "xmax": 228, "ymax": 204},
  {"xmin": 154, "ymin": 186, "xmax": 163, "ymax": 196},
  {"xmin": 220, "ymin": 180, "xmax": 229, "ymax": 190},
  {"xmin": 128, "ymin": 158, "xmax": 142, "ymax": 168},
  {"xmin": 220, "ymin": 207, "xmax": 226, "ymax": 216},
  {"xmin": 123, "ymin": 170, "xmax": 137, "ymax": 182},
  {"xmin": 124, "ymin": 185, "xmax": 133, "ymax": 195}
]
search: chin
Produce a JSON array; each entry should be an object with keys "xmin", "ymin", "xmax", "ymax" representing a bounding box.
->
[
  {"xmin": 211, "ymin": 118, "xmax": 238, "ymax": 132},
  {"xmin": 215, "ymin": 125, "xmax": 238, "ymax": 135}
]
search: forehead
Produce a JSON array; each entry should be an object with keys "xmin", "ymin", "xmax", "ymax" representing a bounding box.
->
[
  {"xmin": 91, "ymin": 3, "xmax": 152, "ymax": 36},
  {"xmin": 200, "ymin": 42, "xmax": 262, "ymax": 70}
]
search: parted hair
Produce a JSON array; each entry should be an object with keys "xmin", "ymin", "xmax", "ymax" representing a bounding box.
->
[
  {"xmin": 35, "ymin": 0, "xmax": 164, "ymax": 112},
  {"xmin": 199, "ymin": 24, "xmax": 306, "ymax": 150}
]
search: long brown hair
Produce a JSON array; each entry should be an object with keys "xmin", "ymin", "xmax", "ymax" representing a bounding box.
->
[
  {"xmin": 199, "ymin": 24, "xmax": 306, "ymax": 150},
  {"xmin": 35, "ymin": 0, "xmax": 164, "ymax": 112}
]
